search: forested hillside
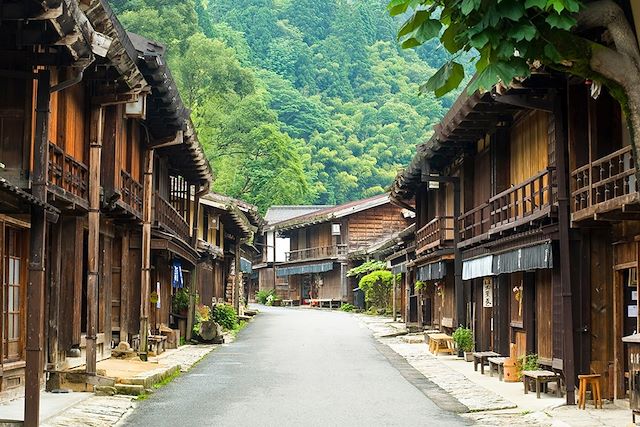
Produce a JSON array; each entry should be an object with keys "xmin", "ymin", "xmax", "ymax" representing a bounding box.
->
[{"xmin": 110, "ymin": 0, "xmax": 459, "ymax": 212}]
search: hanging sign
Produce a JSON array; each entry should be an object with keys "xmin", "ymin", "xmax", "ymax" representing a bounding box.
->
[
  {"xmin": 150, "ymin": 291, "xmax": 159, "ymax": 304},
  {"xmin": 172, "ymin": 259, "xmax": 184, "ymax": 289},
  {"xmin": 483, "ymin": 278, "xmax": 493, "ymax": 308}
]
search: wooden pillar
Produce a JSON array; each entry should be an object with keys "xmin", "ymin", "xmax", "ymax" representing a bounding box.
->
[
  {"xmin": 555, "ymin": 88, "xmax": 576, "ymax": 405},
  {"xmin": 120, "ymin": 231, "xmax": 130, "ymax": 344},
  {"xmin": 186, "ymin": 270, "xmax": 195, "ymax": 341},
  {"xmin": 25, "ymin": 70, "xmax": 50, "ymax": 427},
  {"xmin": 139, "ymin": 149, "xmax": 153, "ymax": 360},
  {"xmin": 392, "ymin": 272, "xmax": 397, "ymax": 321},
  {"xmin": 234, "ymin": 240, "xmax": 241, "ymax": 312},
  {"xmin": 47, "ymin": 219, "xmax": 62, "ymax": 372},
  {"xmin": 86, "ymin": 106, "xmax": 103, "ymax": 375},
  {"xmin": 453, "ymin": 179, "xmax": 464, "ymax": 328}
]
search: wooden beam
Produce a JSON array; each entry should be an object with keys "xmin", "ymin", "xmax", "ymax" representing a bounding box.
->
[
  {"xmin": 139, "ymin": 148, "xmax": 154, "ymax": 360},
  {"xmin": 25, "ymin": 69, "xmax": 50, "ymax": 427},
  {"xmin": 86, "ymin": 105, "xmax": 104, "ymax": 375}
]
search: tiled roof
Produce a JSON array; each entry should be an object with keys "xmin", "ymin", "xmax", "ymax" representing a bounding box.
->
[{"xmin": 264, "ymin": 205, "xmax": 333, "ymax": 225}]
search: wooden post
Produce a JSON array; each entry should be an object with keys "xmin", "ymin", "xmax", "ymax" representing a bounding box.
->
[
  {"xmin": 47, "ymin": 219, "xmax": 62, "ymax": 373},
  {"xmin": 555, "ymin": 88, "xmax": 576, "ymax": 405},
  {"xmin": 234, "ymin": 239, "xmax": 241, "ymax": 312},
  {"xmin": 392, "ymin": 272, "xmax": 397, "ymax": 321},
  {"xmin": 453, "ymin": 179, "xmax": 464, "ymax": 328},
  {"xmin": 86, "ymin": 105, "xmax": 103, "ymax": 375},
  {"xmin": 120, "ymin": 230, "xmax": 130, "ymax": 344},
  {"xmin": 186, "ymin": 270, "xmax": 195, "ymax": 341},
  {"xmin": 139, "ymin": 149, "xmax": 153, "ymax": 360},
  {"xmin": 25, "ymin": 70, "xmax": 50, "ymax": 427}
]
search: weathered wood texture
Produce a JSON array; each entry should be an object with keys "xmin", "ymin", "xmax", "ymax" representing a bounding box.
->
[{"xmin": 347, "ymin": 204, "xmax": 411, "ymax": 251}]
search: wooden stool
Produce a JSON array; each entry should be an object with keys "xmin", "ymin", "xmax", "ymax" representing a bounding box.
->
[{"xmin": 578, "ymin": 374, "xmax": 602, "ymax": 409}]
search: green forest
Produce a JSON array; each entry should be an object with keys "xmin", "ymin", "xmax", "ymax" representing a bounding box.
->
[{"xmin": 110, "ymin": 0, "xmax": 462, "ymax": 213}]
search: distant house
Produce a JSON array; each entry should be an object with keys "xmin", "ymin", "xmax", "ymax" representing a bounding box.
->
[{"xmin": 256, "ymin": 194, "xmax": 412, "ymax": 305}]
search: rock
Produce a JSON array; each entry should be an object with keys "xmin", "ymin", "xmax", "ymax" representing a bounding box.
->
[
  {"xmin": 198, "ymin": 320, "xmax": 223, "ymax": 343},
  {"xmin": 114, "ymin": 383, "xmax": 145, "ymax": 396},
  {"xmin": 116, "ymin": 341, "xmax": 131, "ymax": 352},
  {"xmin": 94, "ymin": 386, "xmax": 117, "ymax": 396}
]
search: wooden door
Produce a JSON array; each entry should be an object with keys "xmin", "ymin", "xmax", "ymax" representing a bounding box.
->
[{"xmin": 3, "ymin": 226, "xmax": 26, "ymax": 362}]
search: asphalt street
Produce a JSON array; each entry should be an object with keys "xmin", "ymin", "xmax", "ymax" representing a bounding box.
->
[{"xmin": 124, "ymin": 306, "xmax": 466, "ymax": 426}]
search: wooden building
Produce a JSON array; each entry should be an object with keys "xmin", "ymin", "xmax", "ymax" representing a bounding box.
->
[
  {"xmin": 0, "ymin": 2, "xmax": 216, "ymax": 422},
  {"xmin": 263, "ymin": 195, "xmax": 412, "ymax": 305},
  {"xmin": 390, "ymin": 73, "xmax": 581, "ymax": 403}
]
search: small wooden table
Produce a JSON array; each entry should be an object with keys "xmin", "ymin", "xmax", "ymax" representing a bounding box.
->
[
  {"xmin": 522, "ymin": 370, "xmax": 561, "ymax": 399},
  {"xmin": 473, "ymin": 351, "xmax": 501, "ymax": 374},
  {"xmin": 488, "ymin": 356, "xmax": 508, "ymax": 380},
  {"xmin": 427, "ymin": 333, "xmax": 455, "ymax": 356}
]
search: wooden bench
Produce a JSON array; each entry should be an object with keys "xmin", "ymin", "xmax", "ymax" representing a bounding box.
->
[
  {"xmin": 488, "ymin": 356, "xmax": 508, "ymax": 380},
  {"xmin": 282, "ymin": 299, "xmax": 294, "ymax": 307},
  {"xmin": 148, "ymin": 335, "xmax": 167, "ymax": 355},
  {"xmin": 522, "ymin": 370, "xmax": 561, "ymax": 399},
  {"xmin": 427, "ymin": 333, "xmax": 455, "ymax": 356},
  {"xmin": 473, "ymin": 351, "xmax": 501, "ymax": 374}
]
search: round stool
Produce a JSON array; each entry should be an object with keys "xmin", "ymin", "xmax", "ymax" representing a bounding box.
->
[{"xmin": 578, "ymin": 374, "xmax": 602, "ymax": 409}]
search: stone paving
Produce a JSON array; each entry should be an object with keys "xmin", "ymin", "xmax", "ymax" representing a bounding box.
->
[
  {"xmin": 358, "ymin": 314, "xmax": 635, "ymax": 427},
  {"xmin": 42, "ymin": 343, "xmax": 219, "ymax": 427}
]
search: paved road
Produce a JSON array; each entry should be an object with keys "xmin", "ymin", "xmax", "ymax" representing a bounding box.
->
[{"xmin": 125, "ymin": 306, "xmax": 466, "ymax": 426}]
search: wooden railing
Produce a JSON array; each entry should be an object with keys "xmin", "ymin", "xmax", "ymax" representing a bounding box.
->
[
  {"xmin": 458, "ymin": 167, "xmax": 556, "ymax": 242},
  {"xmin": 458, "ymin": 203, "xmax": 490, "ymax": 243},
  {"xmin": 416, "ymin": 216, "xmax": 454, "ymax": 253},
  {"xmin": 285, "ymin": 245, "xmax": 348, "ymax": 262},
  {"xmin": 120, "ymin": 170, "xmax": 143, "ymax": 217},
  {"xmin": 572, "ymin": 145, "xmax": 636, "ymax": 214},
  {"xmin": 48, "ymin": 142, "xmax": 88, "ymax": 199},
  {"xmin": 154, "ymin": 192, "xmax": 191, "ymax": 244},
  {"xmin": 489, "ymin": 167, "xmax": 556, "ymax": 228}
]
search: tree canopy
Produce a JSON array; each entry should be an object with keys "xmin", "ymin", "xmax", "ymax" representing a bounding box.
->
[{"xmin": 111, "ymin": 0, "xmax": 457, "ymax": 212}]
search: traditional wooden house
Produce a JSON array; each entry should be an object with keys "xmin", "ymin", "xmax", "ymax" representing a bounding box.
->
[
  {"xmin": 270, "ymin": 195, "xmax": 412, "ymax": 305},
  {"xmin": 254, "ymin": 205, "xmax": 332, "ymax": 299},
  {"xmin": 390, "ymin": 72, "xmax": 579, "ymax": 403},
  {"xmin": 195, "ymin": 193, "xmax": 259, "ymax": 311}
]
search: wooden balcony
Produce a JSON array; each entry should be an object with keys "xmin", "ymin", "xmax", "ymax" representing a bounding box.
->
[
  {"xmin": 416, "ymin": 216, "xmax": 454, "ymax": 254},
  {"xmin": 458, "ymin": 167, "xmax": 557, "ymax": 247},
  {"xmin": 120, "ymin": 170, "xmax": 143, "ymax": 217},
  {"xmin": 285, "ymin": 245, "xmax": 347, "ymax": 262},
  {"xmin": 154, "ymin": 192, "xmax": 191, "ymax": 244},
  {"xmin": 571, "ymin": 145, "xmax": 639, "ymax": 222},
  {"xmin": 48, "ymin": 142, "xmax": 88, "ymax": 202}
]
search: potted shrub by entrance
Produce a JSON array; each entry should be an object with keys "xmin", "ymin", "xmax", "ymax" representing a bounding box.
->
[{"xmin": 452, "ymin": 326, "xmax": 474, "ymax": 361}]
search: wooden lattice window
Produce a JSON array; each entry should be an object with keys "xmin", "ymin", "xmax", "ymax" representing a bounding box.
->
[{"xmin": 3, "ymin": 227, "xmax": 24, "ymax": 361}]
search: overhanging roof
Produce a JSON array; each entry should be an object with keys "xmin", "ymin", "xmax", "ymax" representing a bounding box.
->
[{"xmin": 275, "ymin": 261, "xmax": 334, "ymax": 277}]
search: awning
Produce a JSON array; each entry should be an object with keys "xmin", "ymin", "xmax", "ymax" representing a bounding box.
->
[
  {"xmin": 392, "ymin": 262, "xmax": 407, "ymax": 275},
  {"xmin": 240, "ymin": 257, "xmax": 252, "ymax": 274},
  {"xmin": 418, "ymin": 261, "xmax": 446, "ymax": 281},
  {"xmin": 493, "ymin": 242, "xmax": 553, "ymax": 275},
  {"xmin": 462, "ymin": 255, "xmax": 493, "ymax": 280},
  {"xmin": 276, "ymin": 262, "xmax": 334, "ymax": 277}
]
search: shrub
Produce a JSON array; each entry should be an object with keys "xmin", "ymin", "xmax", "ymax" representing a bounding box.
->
[
  {"xmin": 414, "ymin": 281, "xmax": 425, "ymax": 292},
  {"xmin": 172, "ymin": 289, "xmax": 190, "ymax": 313},
  {"xmin": 347, "ymin": 260, "xmax": 387, "ymax": 277},
  {"xmin": 212, "ymin": 303, "xmax": 238, "ymax": 330},
  {"xmin": 452, "ymin": 326, "xmax": 474, "ymax": 352},
  {"xmin": 358, "ymin": 270, "xmax": 399, "ymax": 309},
  {"xmin": 516, "ymin": 353, "xmax": 539, "ymax": 379},
  {"xmin": 340, "ymin": 303, "xmax": 355, "ymax": 312},
  {"xmin": 256, "ymin": 289, "xmax": 276, "ymax": 304},
  {"xmin": 192, "ymin": 304, "xmax": 212, "ymax": 337}
]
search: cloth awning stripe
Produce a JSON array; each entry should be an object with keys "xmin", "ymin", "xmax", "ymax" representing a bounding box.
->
[
  {"xmin": 276, "ymin": 262, "xmax": 334, "ymax": 277},
  {"xmin": 493, "ymin": 242, "xmax": 553, "ymax": 275},
  {"xmin": 418, "ymin": 261, "xmax": 446, "ymax": 281},
  {"xmin": 462, "ymin": 255, "xmax": 493, "ymax": 280}
]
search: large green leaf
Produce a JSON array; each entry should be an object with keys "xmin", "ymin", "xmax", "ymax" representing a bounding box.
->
[
  {"xmin": 524, "ymin": 0, "xmax": 547, "ymax": 10},
  {"xmin": 461, "ymin": 0, "xmax": 481, "ymax": 15},
  {"xmin": 496, "ymin": 1, "xmax": 525, "ymax": 21},
  {"xmin": 508, "ymin": 23, "xmax": 537, "ymax": 42},
  {"xmin": 387, "ymin": 0, "xmax": 410, "ymax": 17},
  {"xmin": 441, "ymin": 22, "xmax": 464, "ymax": 54},
  {"xmin": 401, "ymin": 19, "xmax": 442, "ymax": 48},
  {"xmin": 545, "ymin": 12, "xmax": 576, "ymax": 30},
  {"xmin": 420, "ymin": 61, "xmax": 465, "ymax": 97},
  {"xmin": 398, "ymin": 10, "xmax": 431, "ymax": 38}
]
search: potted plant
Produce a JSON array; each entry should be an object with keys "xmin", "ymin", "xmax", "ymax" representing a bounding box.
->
[
  {"xmin": 452, "ymin": 326, "xmax": 474, "ymax": 361},
  {"xmin": 172, "ymin": 288, "xmax": 190, "ymax": 316}
]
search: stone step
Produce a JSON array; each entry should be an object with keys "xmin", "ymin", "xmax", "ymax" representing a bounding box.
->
[{"xmin": 114, "ymin": 383, "xmax": 145, "ymax": 396}]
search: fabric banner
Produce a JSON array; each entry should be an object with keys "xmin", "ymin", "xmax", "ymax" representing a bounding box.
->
[
  {"xmin": 276, "ymin": 262, "xmax": 334, "ymax": 277},
  {"xmin": 172, "ymin": 259, "xmax": 184, "ymax": 288},
  {"xmin": 493, "ymin": 242, "xmax": 553, "ymax": 275},
  {"xmin": 417, "ymin": 261, "xmax": 446, "ymax": 281},
  {"xmin": 462, "ymin": 255, "xmax": 494, "ymax": 280}
]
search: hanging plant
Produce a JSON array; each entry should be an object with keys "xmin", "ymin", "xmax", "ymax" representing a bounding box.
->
[{"xmin": 414, "ymin": 281, "xmax": 425, "ymax": 292}]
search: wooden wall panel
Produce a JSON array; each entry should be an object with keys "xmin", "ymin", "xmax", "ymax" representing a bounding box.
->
[
  {"xmin": 509, "ymin": 110, "xmax": 549, "ymax": 185},
  {"xmin": 318, "ymin": 268, "xmax": 342, "ymax": 300},
  {"xmin": 590, "ymin": 230, "xmax": 614, "ymax": 378},
  {"xmin": 347, "ymin": 204, "xmax": 410, "ymax": 250},
  {"xmin": 197, "ymin": 261, "xmax": 214, "ymax": 306},
  {"xmin": 536, "ymin": 270, "xmax": 553, "ymax": 360}
]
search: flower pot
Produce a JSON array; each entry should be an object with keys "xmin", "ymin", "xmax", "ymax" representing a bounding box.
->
[
  {"xmin": 464, "ymin": 352, "xmax": 474, "ymax": 362},
  {"xmin": 457, "ymin": 349, "xmax": 464, "ymax": 358}
]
